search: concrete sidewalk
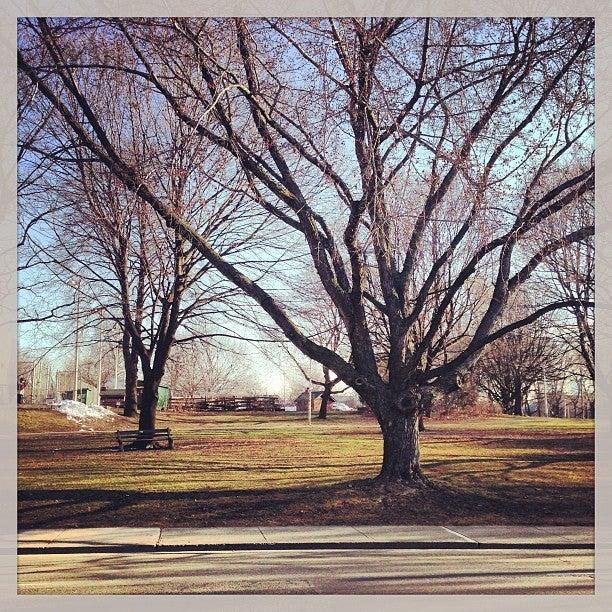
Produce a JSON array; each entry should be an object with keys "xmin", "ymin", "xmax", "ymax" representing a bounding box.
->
[{"xmin": 16, "ymin": 525, "xmax": 594, "ymax": 553}]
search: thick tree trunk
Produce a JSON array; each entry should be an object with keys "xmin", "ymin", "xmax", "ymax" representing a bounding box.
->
[
  {"xmin": 377, "ymin": 411, "xmax": 427, "ymax": 484},
  {"xmin": 318, "ymin": 386, "xmax": 332, "ymax": 419},
  {"xmin": 123, "ymin": 355, "xmax": 138, "ymax": 417},
  {"xmin": 122, "ymin": 330, "xmax": 139, "ymax": 417},
  {"xmin": 138, "ymin": 373, "xmax": 160, "ymax": 430},
  {"xmin": 129, "ymin": 371, "xmax": 161, "ymax": 449}
]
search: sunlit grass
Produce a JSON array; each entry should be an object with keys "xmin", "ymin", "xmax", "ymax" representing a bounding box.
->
[
  {"xmin": 18, "ymin": 409, "xmax": 82, "ymax": 433},
  {"xmin": 17, "ymin": 408, "xmax": 594, "ymax": 527}
]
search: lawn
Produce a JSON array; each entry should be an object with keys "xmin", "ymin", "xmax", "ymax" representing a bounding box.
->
[{"xmin": 18, "ymin": 409, "xmax": 594, "ymax": 529}]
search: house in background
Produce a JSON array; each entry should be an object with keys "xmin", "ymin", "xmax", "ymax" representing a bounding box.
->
[{"xmin": 294, "ymin": 389, "xmax": 336, "ymax": 412}]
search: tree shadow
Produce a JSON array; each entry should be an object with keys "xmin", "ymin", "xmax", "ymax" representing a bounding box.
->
[{"xmin": 18, "ymin": 472, "xmax": 594, "ymax": 530}]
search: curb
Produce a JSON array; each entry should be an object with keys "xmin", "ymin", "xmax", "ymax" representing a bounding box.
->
[{"xmin": 17, "ymin": 541, "xmax": 595, "ymax": 554}]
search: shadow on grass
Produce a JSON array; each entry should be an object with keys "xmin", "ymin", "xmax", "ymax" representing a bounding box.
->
[
  {"xmin": 481, "ymin": 435, "xmax": 594, "ymax": 452},
  {"xmin": 426, "ymin": 451, "xmax": 594, "ymax": 476},
  {"xmin": 18, "ymin": 473, "xmax": 594, "ymax": 530}
]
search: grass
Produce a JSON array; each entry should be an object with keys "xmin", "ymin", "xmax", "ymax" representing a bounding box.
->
[
  {"xmin": 18, "ymin": 408, "xmax": 594, "ymax": 529},
  {"xmin": 18, "ymin": 406, "xmax": 135, "ymax": 433},
  {"xmin": 18, "ymin": 408, "xmax": 82, "ymax": 433}
]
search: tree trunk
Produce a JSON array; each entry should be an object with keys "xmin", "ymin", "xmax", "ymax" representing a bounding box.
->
[
  {"xmin": 122, "ymin": 330, "xmax": 139, "ymax": 417},
  {"xmin": 138, "ymin": 372, "xmax": 160, "ymax": 431},
  {"xmin": 318, "ymin": 386, "xmax": 332, "ymax": 419},
  {"xmin": 512, "ymin": 381, "xmax": 523, "ymax": 416},
  {"xmin": 127, "ymin": 372, "xmax": 161, "ymax": 449},
  {"xmin": 123, "ymin": 354, "xmax": 138, "ymax": 417},
  {"xmin": 377, "ymin": 411, "xmax": 427, "ymax": 484},
  {"xmin": 127, "ymin": 371, "xmax": 161, "ymax": 449}
]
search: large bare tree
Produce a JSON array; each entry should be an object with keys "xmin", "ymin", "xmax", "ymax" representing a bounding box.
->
[{"xmin": 18, "ymin": 17, "xmax": 594, "ymax": 482}]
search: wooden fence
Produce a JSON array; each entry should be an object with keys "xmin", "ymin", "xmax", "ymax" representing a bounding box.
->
[{"xmin": 170, "ymin": 395, "xmax": 281, "ymax": 412}]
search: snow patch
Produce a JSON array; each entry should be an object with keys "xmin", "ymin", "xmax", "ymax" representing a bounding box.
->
[
  {"xmin": 332, "ymin": 402, "xmax": 357, "ymax": 412},
  {"xmin": 54, "ymin": 400, "xmax": 117, "ymax": 430}
]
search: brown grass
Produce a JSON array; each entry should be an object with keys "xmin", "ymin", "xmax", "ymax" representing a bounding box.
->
[{"xmin": 18, "ymin": 408, "xmax": 594, "ymax": 529}]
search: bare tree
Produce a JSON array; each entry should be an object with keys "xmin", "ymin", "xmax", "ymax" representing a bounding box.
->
[
  {"xmin": 546, "ymin": 201, "xmax": 594, "ymax": 384},
  {"xmin": 18, "ymin": 17, "xmax": 594, "ymax": 482},
  {"xmin": 165, "ymin": 342, "xmax": 240, "ymax": 399},
  {"xmin": 275, "ymin": 280, "xmax": 351, "ymax": 419},
  {"xmin": 475, "ymin": 321, "xmax": 564, "ymax": 415},
  {"xmin": 18, "ymin": 81, "xmax": 257, "ymax": 431},
  {"xmin": 285, "ymin": 353, "xmax": 350, "ymax": 419},
  {"xmin": 65, "ymin": 343, "xmax": 116, "ymax": 398}
]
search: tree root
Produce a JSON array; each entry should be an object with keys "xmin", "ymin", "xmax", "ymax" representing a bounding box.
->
[{"xmin": 373, "ymin": 467, "xmax": 433, "ymax": 489}]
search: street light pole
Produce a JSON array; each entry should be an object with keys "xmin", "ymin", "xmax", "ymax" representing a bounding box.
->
[
  {"xmin": 542, "ymin": 366, "xmax": 549, "ymax": 418},
  {"xmin": 97, "ymin": 325, "xmax": 103, "ymax": 405},
  {"xmin": 71, "ymin": 278, "xmax": 81, "ymax": 402},
  {"xmin": 560, "ymin": 355, "xmax": 568, "ymax": 419},
  {"xmin": 114, "ymin": 345, "xmax": 119, "ymax": 388},
  {"xmin": 307, "ymin": 359, "xmax": 312, "ymax": 425}
]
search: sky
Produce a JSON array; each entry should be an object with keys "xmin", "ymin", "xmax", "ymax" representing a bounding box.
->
[{"xmin": 16, "ymin": 17, "xmax": 593, "ymax": 402}]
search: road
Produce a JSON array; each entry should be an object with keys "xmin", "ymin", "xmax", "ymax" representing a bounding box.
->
[{"xmin": 18, "ymin": 547, "xmax": 594, "ymax": 594}]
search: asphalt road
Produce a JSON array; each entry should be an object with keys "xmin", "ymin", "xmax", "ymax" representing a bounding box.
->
[{"xmin": 18, "ymin": 548, "xmax": 594, "ymax": 594}]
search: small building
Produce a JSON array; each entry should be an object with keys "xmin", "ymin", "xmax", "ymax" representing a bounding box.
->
[
  {"xmin": 62, "ymin": 387, "xmax": 94, "ymax": 405},
  {"xmin": 153, "ymin": 385, "xmax": 171, "ymax": 411},
  {"xmin": 294, "ymin": 389, "xmax": 335, "ymax": 412},
  {"xmin": 99, "ymin": 388, "xmax": 126, "ymax": 409},
  {"xmin": 99, "ymin": 383, "xmax": 171, "ymax": 411}
]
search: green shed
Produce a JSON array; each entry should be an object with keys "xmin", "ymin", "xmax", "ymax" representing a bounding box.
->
[
  {"xmin": 136, "ymin": 383, "xmax": 171, "ymax": 411},
  {"xmin": 157, "ymin": 385, "xmax": 170, "ymax": 411},
  {"xmin": 63, "ymin": 388, "xmax": 94, "ymax": 404}
]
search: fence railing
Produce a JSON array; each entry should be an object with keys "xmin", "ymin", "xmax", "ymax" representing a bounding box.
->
[{"xmin": 170, "ymin": 395, "xmax": 281, "ymax": 412}]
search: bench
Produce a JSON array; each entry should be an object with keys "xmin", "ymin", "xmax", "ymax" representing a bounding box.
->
[{"xmin": 116, "ymin": 428, "xmax": 173, "ymax": 451}]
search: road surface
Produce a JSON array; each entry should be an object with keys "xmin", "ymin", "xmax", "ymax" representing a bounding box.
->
[{"xmin": 18, "ymin": 547, "xmax": 594, "ymax": 594}]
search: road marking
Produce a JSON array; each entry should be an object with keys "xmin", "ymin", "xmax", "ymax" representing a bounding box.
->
[
  {"xmin": 350, "ymin": 526, "xmax": 371, "ymax": 540},
  {"xmin": 441, "ymin": 526, "xmax": 478, "ymax": 543},
  {"xmin": 258, "ymin": 527, "xmax": 268, "ymax": 543}
]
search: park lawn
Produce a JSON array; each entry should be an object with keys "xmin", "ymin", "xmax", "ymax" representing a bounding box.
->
[
  {"xmin": 17, "ymin": 410, "xmax": 594, "ymax": 529},
  {"xmin": 18, "ymin": 407, "xmax": 136, "ymax": 433},
  {"xmin": 18, "ymin": 408, "xmax": 83, "ymax": 432}
]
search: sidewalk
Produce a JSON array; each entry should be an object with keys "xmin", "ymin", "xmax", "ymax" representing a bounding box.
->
[{"xmin": 16, "ymin": 525, "xmax": 594, "ymax": 554}]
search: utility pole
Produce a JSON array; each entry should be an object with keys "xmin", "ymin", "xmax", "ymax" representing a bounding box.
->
[
  {"xmin": 97, "ymin": 325, "xmax": 103, "ymax": 405},
  {"xmin": 307, "ymin": 359, "xmax": 312, "ymax": 425},
  {"xmin": 70, "ymin": 277, "xmax": 81, "ymax": 402},
  {"xmin": 542, "ymin": 366, "xmax": 549, "ymax": 418},
  {"xmin": 114, "ymin": 345, "xmax": 119, "ymax": 388},
  {"xmin": 560, "ymin": 355, "xmax": 568, "ymax": 419}
]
